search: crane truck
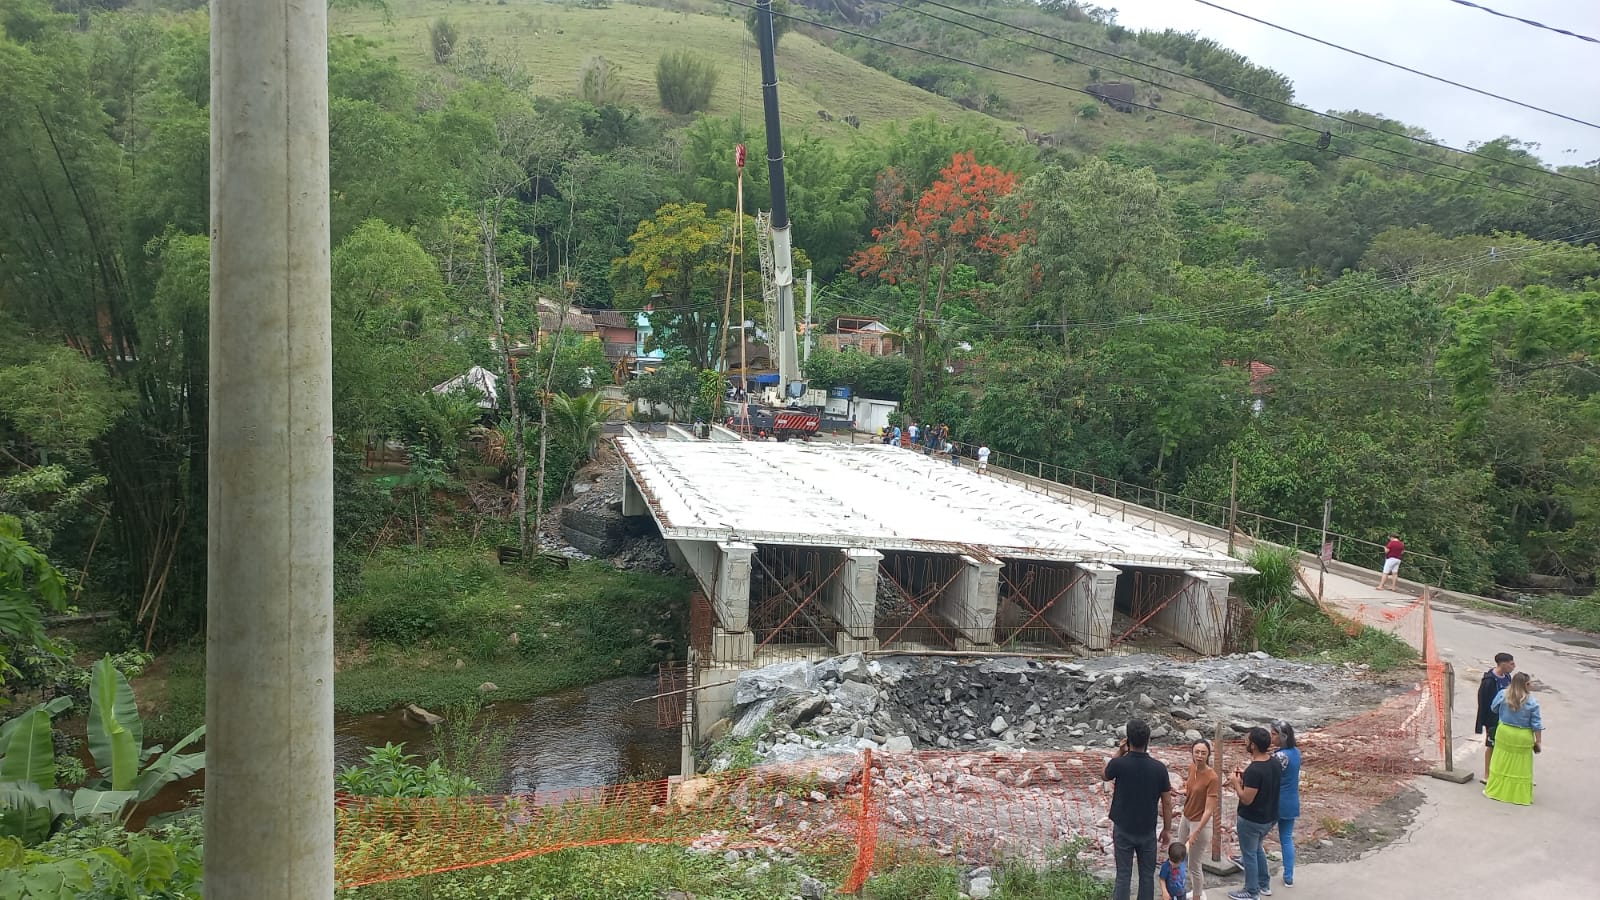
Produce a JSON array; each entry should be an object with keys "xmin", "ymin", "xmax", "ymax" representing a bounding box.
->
[{"xmin": 725, "ymin": 0, "xmax": 821, "ymax": 442}]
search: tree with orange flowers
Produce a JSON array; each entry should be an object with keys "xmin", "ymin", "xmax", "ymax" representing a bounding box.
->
[{"xmin": 850, "ymin": 152, "xmax": 1026, "ymax": 410}]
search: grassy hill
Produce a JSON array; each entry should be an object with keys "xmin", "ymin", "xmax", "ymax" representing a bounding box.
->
[
  {"xmin": 331, "ymin": 0, "xmax": 1286, "ymax": 149},
  {"xmin": 331, "ymin": 0, "xmax": 996, "ymax": 140}
]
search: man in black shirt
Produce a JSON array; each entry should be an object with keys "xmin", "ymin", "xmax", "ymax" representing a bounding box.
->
[
  {"xmin": 1474, "ymin": 652, "xmax": 1515, "ymax": 784},
  {"xmin": 1228, "ymin": 726, "xmax": 1282, "ymax": 900},
  {"xmin": 1103, "ymin": 718, "xmax": 1174, "ymax": 900}
]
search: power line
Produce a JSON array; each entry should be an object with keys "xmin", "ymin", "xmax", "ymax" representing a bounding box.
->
[
  {"xmin": 1445, "ymin": 0, "xmax": 1600, "ymax": 45},
  {"xmin": 882, "ymin": 0, "xmax": 1600, "ymax": 196},
  {"xmin": 714, "ymin": 0, "xmax": 1591, "ymax": 210},
  {"xmin": 1190, "ymin": 0, "xmax": 1600, "ymax": 130}
]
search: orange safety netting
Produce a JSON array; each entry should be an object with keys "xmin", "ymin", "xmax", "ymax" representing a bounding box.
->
[{"xmin": 335, "ymin": 594, "xmax": 1448, "ymax": 892}]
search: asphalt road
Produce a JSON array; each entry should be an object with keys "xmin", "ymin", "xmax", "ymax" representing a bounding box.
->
[{"xmin": 1269, "ymin": 572, "xmax": 1600, "ymax": 898}]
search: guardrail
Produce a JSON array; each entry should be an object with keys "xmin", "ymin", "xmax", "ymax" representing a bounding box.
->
[{"xmin": 984, "ymin": 448, "xmax": 1451, "ymax": 588}]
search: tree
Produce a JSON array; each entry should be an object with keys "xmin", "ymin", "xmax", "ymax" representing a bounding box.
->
[
  {"xmin": 0, "ymin": 515, "xmax": 68, "ymax": 695},
  {"xmin": 745, "ymin": 0, "xmax": 794, "ymax": 50},
  {"xmin": 655, "ymin": 50, "xmax": 717, "ymax": 115},
  {"xmin": 1440, "ymin": 284, "xmax": 1600, "ymax": 580},
  {"xmin": 613, "ymin": 203, "xmax": 743, "ymax": 369},
  {"xmin": 998, "ymin": 158, "xmax": 1178, "ymax": 350},
  {"xmin": 626, "ymin": 361, "xmax": 701, "ymax": 420},
  {"xmin": 547, "ymin": 392, "xmax": 610, "ymax": 460},
  {"xmin": 850, "ymin": 152, "xmax": 1024, "ymax": 411}
]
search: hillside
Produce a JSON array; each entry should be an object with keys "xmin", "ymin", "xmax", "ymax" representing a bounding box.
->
[
  {"xmin": 331, "ymin": 0, "xmax": 996, "ymax": 141},
  {"xmin": 329, "ymin": 0, "xmax": 1287, "ymax": 149}
]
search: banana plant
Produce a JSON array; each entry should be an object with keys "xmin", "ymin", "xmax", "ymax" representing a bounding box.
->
[
  {"xmin": 0, "ymin": 697, "xmax": 74, "ymax": 846},
  {"xmin": 80, "ymin": 656, "xmax": 204, "ymax": 824}
]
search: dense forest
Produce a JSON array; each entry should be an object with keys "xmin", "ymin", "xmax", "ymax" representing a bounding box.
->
[{"xmin": 4, "ymin": 0, "xmax": 1600, "ymax": 657}]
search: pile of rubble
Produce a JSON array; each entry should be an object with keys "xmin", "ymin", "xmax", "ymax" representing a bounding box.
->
[
  {"xmin": 544, "ymin": 441, "xmax": 674, "ymax": 573},
  {"xmin": 706, "ymin": 652, "xmax": 1400, "ymax": 771}
]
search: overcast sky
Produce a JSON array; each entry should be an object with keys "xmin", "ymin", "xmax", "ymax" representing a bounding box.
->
[{"xmin": 1110, "ymin": 0, "xmax": 1600, "ymax": 168}]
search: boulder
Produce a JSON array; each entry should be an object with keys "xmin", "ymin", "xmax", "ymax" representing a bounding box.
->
[
  {"xmin": 883, "ymin": 735, "xmax": 914, "ymax": 753},
  {"xmin": 799, "ymin": 874, "xmax": 829, "ymax": 900},
  {"xmin": 478, "ymin": 682, "xmax": 499, "ymax": 693},
  {"xmin": 734, "ymin": 660, "xmax": 815, "ymax": 705},
  {"xmin": 403, "ymin": 704, "xmax": 444, "ymax": 728}
]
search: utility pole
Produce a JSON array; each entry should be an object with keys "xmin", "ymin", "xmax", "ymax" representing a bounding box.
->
[
  {"xmin": 1226, "ymin": 455, "xmax": 1239, "ymax": 556},
  {"xmin": 1317, "ymin": 497, "xmax": 1332, "ymax": 602},
  {"xmin": 803, "ymin": 268, "xmax": 813, "ymax": 365},
  {"xmin": 207, "ymin": 0, "xmax": 333, "ymax": 893}
]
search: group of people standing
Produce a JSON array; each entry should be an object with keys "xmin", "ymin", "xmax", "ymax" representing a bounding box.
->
[
  {"xmin": 1474, "ymin": 651, "xmax": 1545, "ymax": 806},
  {"xmin": 1103, "ymin": 717, "xmax": 1301, "ymax": 900},
  {"xmin": 878, "ymin": 421, "xmax": 991, "ymax": 473}
]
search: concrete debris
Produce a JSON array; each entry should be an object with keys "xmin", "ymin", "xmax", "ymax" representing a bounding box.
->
[{"xmin": 706, "ymin": 652, "xmax": 1403, "ymax": 769}]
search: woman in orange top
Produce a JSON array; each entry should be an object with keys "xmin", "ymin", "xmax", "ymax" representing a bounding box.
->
[{"xmin": 1178, "ymin": 739, "xmax": 1220, "ymax": 900}]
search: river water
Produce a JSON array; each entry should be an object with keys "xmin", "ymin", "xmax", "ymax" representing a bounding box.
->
[
  {"xmin": 134, "ymin": 676, "xmax": 679, "ymax": 827},
  {"xmin": 333, "ymin": 676, "xmax": 681, "ymax": 793}
]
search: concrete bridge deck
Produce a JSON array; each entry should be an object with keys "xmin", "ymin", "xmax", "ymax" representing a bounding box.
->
[{"xmin": 617, "ymin": 431, "xmax": 1250, "ymax": 669}]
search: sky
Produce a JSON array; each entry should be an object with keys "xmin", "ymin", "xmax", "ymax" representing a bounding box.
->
[{"xmin": 1109, "ymin": 0, "xmax": 1600, "ymax": 168}]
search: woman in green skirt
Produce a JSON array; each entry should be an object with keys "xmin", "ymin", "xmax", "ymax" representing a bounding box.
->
[{"xmin": 1484, "ymin": 671, "xmax": 1543, "ymax": 806}]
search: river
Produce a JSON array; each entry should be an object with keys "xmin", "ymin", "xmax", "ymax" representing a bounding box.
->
[{"xmin": 133, "ymin": 676, "xmax": 679, "ymax": 827}]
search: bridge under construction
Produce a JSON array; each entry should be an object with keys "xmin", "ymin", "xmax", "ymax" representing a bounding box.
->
[{"xmin": 616, "ymin": 428, "xmax": 1255, "ymax": 740}]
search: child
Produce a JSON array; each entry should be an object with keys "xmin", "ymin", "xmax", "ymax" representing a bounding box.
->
[{"xmin": 1160, "ymin": 841, "xmax": 1188, "ymax": 900}]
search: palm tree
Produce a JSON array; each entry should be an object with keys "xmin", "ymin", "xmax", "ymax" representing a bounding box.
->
[{"xmin": 547, "ymin": 392, "xmax": 610, "ymax": 460}]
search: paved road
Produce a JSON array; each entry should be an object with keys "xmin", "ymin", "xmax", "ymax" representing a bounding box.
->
[{"xmin": 1241, "ymin": 569, "xmax": 1600, "ymax": 898}]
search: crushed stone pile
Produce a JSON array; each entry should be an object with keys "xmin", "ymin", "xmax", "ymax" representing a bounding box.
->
[{"xmin": 706, "ymin": 652, "xmax": 1402, "ymax": 771}]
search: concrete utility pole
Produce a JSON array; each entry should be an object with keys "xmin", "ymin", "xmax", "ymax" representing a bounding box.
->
[
  {"xmin": 207, "ymin": 0, "xmax": 334, "ymax": 893},
  {"xmin": 803, "ymin": 268, "xmax": 813, "ymax": 365}
]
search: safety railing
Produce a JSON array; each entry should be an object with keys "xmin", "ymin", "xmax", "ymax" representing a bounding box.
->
[{"xmin": 982, "ymin": 448, "xmax": 1450, "ymax": 588}]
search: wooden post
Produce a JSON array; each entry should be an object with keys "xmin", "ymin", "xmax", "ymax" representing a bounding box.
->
[
  {"xmin": 1430, "ymin": 659, "xmax": 1472, "ymax": 782},
  {"xmin": 1203, "ymin": 719, "xmax": 1241, "ymax": 874},
  {"xmin": 1226, "ymin": 456, "xmax": 1239, "ymax": 555}
]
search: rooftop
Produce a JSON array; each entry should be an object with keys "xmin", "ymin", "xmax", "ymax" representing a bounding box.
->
[{"xmin": 616, "ymin": 435, "xmax": 1249, "ymax": 573}]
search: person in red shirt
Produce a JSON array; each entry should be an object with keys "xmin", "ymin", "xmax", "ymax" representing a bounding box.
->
[{"xmin": 1377, "ymin": 533, "xmax": 1405, "ymax": 591}]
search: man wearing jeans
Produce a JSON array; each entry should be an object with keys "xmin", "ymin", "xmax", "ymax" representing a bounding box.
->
[
  {"xmin": 1229, "ymin": 727, "xmax": 1282, "ymax": 899},
  {"xmin": 1104, "ymin": 718, "xmax": 1175, "ymax": 900}
]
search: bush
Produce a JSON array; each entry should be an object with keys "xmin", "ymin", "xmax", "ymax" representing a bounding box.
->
[
  {"xmin": 577, "ymin": 54, "xmax": 625, "ymax": 106},
  {"xmin": 429, "ymin": 18, "xmax": 459, "ymax": 65},
  {"xmin": 1076, "ymin": 100, "xmax": 1100, "ymax": 119},
  {"xmin": 1235, "ymin": 545, "xmax": 1298, "ymax": 609},
  {"xmin": 363, "ymin": 593, "xmax": 449, "ymax": 645},
  {"xmin": 655, "ymin": 50, "xmax": 718, "ymax": 114},
  {"xmin": 336, "ymin": 742, "xmax": 480, "ymax": 798}
]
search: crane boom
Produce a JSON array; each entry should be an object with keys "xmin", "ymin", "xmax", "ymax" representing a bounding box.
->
[{"xmin": 754, "ymin": 0, "xmax": 803, "ymax": 398}]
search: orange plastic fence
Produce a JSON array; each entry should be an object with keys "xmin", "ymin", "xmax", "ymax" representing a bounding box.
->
[{"xmin": 335, "ymin": 594, "xmax": 1447, "ymax": 892}]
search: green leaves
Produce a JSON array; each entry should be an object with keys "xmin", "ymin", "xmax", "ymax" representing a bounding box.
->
[
  {"xmin": 86, "ymin": 657, "xmax": 142, "ymax": 793},
  {"xmin": 0, "ymin": 707, "xmax": 56, "ymax": 789}
]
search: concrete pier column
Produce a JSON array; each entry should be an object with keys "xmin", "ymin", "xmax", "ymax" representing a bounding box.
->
[
  {"xmin": 936, "ymin": 555, "xmax": 1001, "ymax": 645},
  {"xmin": 824, "ymin": 548, "xmax": 881, "ymax": 638},
  {"xmin": 1147, "ymin": 570, "xmax": 1230, "ymax": 656},
  {"xmin": 673, "ymin": 539, "xmax": 755, "ymax": 633},
  {"xmin": 1046, "ymin": 562, "xmax": 1118, "ymax": 649},
  {"xmin": 622, "ymin": 469, "xmax": 648, "ymax": 517},
  {"xmin": 206, "ymin": 0, "xmax": 334, "ymax": 892}
]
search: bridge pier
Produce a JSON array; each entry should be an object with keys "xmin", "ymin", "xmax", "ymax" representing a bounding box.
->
[
  {"xmin": 674, "ymin": 539, "xmax": 755, "ymax": 634},
  {"xmin": 1046, "ymin": 562, "xmax": 1119, "ymax": 650},
  {"xmin": 824, "ymin": 548, "xmax": 881, "ymax": 639},
  {"xmin": 1123, "ymin": 568, "xmax": 1231, "ymax": 655},
  {"xmin": 936, "ymin": 555, "xmax": 1001, "ymax": 646}
]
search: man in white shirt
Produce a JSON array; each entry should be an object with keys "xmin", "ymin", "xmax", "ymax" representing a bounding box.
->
[{"xmin": 977, "ymin": 444, "xmax": 990, "ymax": 474}]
